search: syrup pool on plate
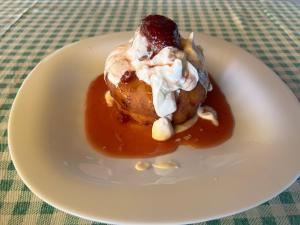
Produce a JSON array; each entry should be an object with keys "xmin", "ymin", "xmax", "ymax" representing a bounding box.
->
[{"xmin": 85, "ymin": 74, "xmax": 234, "ymax": 158}]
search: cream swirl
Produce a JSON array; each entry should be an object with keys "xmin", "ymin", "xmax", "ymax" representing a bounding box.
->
[{"xmin": 104, "ymin": 30, "xmax": 210, "ymax": 118}]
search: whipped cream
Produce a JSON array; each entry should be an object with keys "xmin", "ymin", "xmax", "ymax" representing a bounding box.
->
[
  {"xmin": 181, "ymin": 33, "xmax": 212, "ymax": 91},
  {"xmin": 197, "ymin": 105, "xmax": 219, "ymax": 126},
  {"xmin": 152, "ymin": 161, "xmax": 179, "ymax": 169},
  {"xmin": 105, "ymin": 30, "xmax": 210, "ymax": 118},
  {"xmin": 151, "ymin": 104, "xmax": 219, "ymax": 141},
  {"xmin": 104, "ymin": 44, "xmax": 133, "ymax": 86},
  {"xmin": 152, "ymin": 117, "xmax": 174, "ymax": 141},
  {"xmin": 134, "ymin": 160, "xmax": 179, "ymax": 172},
  {"xmin": 174, "ymin": 113, "xmax": 198, "ymax": 133},
  {"xmin": 135, "ymin": 161, "xmax": 151, "ymax": 171},
  {"xmin": 136, "ymin": 46, "xmax": 199, "ymax": 117}
]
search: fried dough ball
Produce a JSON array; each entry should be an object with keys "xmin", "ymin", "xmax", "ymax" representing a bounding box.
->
[{"xmin": 105, "ymin": 71, "xmax": 206, "ymax": 125}]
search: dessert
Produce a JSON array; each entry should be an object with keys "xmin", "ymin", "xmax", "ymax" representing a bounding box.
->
[
  {"xmin": 105, "ymin": 15, "xmax": 212, "ymax": 141},
  {"xmin": 85, "ymin": 15, "xmax": 234, "ymax": 158}
]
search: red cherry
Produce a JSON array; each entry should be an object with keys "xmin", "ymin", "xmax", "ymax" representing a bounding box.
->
[{"xmin": 140, "ymin": 15, "xmax": 180, "ymax": 56}]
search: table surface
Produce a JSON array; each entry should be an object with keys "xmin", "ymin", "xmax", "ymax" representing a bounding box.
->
[{"xmin": 1, "ymin": 0, "xmax": 299, "ymax": 224}]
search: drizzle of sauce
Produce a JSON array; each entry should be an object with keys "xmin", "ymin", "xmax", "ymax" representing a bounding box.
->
[{"xmin": 85, "ymin": 74, "xmax": 234, "ymax": 158}]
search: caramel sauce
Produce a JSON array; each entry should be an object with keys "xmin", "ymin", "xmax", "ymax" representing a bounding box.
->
[{"xmin": 85, "ymin": 75, "xmax": 234, "ymax": 158}]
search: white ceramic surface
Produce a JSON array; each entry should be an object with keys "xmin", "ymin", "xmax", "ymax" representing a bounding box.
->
[{"xmin": 8, "ymin": 32, "xmax": 300, "ymax": 225}]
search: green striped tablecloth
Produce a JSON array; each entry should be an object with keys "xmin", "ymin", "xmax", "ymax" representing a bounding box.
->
[{"xmin": 1, "ymin": 0, "xmax": 299, "ymax": 224}]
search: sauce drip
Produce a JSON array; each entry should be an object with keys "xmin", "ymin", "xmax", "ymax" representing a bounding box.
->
[{"xmin": 85, "ymin": 75, "xmax": 234, "ymax": 158}]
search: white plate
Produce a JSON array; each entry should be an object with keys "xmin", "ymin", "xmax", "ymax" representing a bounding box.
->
[{"xmin": 8, "ymin": 32, "xmax": 300, "ymax": 224}]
